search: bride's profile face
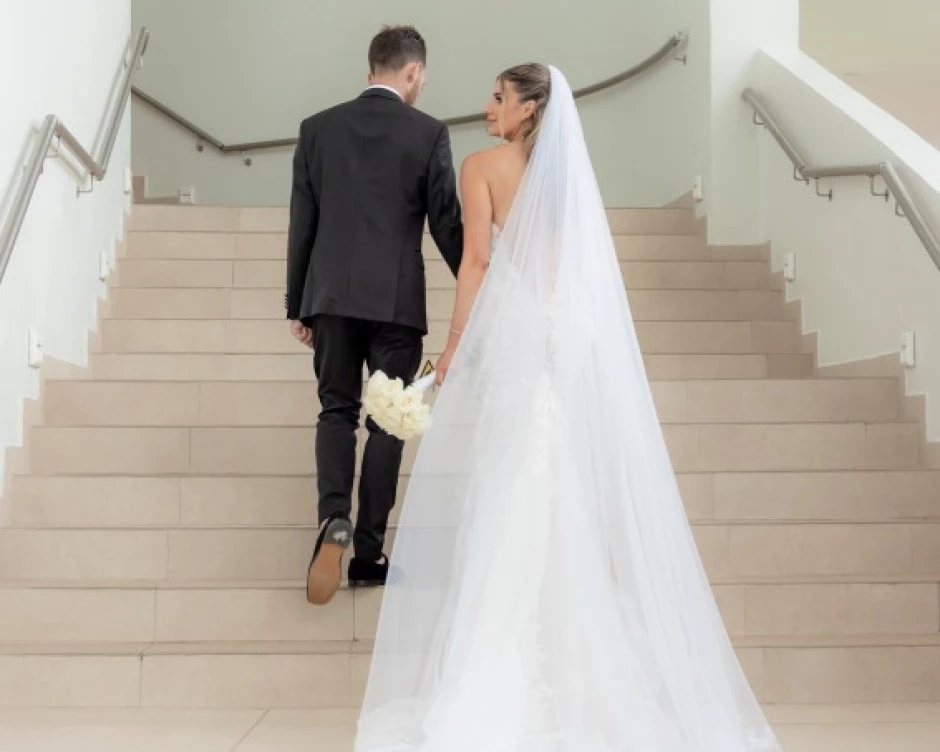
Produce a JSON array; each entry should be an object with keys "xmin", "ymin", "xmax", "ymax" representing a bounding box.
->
[{"xmin": 484, "ymin": 79, "xmax": 535, "ymax": 142}]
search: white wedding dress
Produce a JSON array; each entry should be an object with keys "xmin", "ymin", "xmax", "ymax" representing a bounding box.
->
[{"xmin": 355, "ymin": 67, "xmax": 781, "ymax": 751}]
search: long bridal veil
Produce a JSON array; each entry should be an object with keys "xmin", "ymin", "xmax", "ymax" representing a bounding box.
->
[{"xmin": 356, "ymin": 67, "xmax": 781, "ymax": 751}]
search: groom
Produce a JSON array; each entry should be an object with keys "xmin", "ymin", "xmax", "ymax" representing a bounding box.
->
[{"xmin": 286, "ymin": 25, "xmax": 463, "ymax": 606}]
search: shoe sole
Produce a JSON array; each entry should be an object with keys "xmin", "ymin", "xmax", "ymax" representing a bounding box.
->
[
  {"xmin": 348, "ymin": 579, "xmax": 385, "ymax": 588},
  {"xmin": 307, "ymin": 518, "xmax": 354, "ymax": 605}
]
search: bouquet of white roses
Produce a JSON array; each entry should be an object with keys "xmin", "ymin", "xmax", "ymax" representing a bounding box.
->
[{"xmin": 363, "ymin": 371, "xmax": 435, "ymax": 440}]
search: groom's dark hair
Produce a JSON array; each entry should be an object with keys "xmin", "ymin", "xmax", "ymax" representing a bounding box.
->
[{"xmin": 369, "ymin": 26, "xmax": 427, "ymax": 74}]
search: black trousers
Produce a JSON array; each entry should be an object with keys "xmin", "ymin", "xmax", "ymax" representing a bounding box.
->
[{"xmin": 312, "ymin": 314, "xmax": 423, "ymax": 561}]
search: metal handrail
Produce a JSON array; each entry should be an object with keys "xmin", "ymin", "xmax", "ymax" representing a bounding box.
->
[
  {"xmin": 744, "ymin": 88, "xmax": 940, "ymax": 272},
  {"xmin": 132, "ymin": 31, "xmax": 688, "ymax": 158},
  {"xmin": 0, "ymin": 28, "xmax": 150, "ymax": 286}
]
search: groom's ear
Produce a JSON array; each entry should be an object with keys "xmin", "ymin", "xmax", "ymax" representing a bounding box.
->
[{"xmin": 404, "ymin": 61, "xmax": 421, "ymax": 84}]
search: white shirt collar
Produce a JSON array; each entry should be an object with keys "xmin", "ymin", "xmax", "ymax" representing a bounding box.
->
[{"xmin": 366, "ymin": 84, "xmax": 403, "ymax": 101}]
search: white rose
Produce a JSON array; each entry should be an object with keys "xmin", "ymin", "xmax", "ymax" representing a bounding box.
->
[
  {"xmin": 370, "ymin": 403, "xmax": 391, "ymax": 427},
  {"xmin": 365, "ymin": 372, "xmax": 387, "ymax": 400},
  {"xmin": 399, "ymin": 405, "xmax": 432, "ymax": 439},
  {"xmin": 369, "ymin": 371, "xmax": 391, "ymax": 391},
  {"xmin": 395, "ymin": 388, "xmax": 423, "ymax": 415},
  {"xmin": 399, "ymin": 413, "xmax": 421, "ymax": 440},
  {"xmin": 365, "ymin": 372, "xmax": 402, "ymax": 425},
  {"xmin": 363, "ymin": 387, "xmax": 387, "ymax": 419},
  {"xmin": 383, "ymin": 401, "xmax": 404, "ymax": 431}
]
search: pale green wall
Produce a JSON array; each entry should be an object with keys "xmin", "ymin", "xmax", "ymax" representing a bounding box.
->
[{"xmin": 132, "ymin": 0, "xmax": 708, "ymax": 206}]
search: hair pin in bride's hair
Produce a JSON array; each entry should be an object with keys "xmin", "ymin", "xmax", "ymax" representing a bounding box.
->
[{"xmin": 364, "ymin": 370, "xmax": 435, "ymax": 440}]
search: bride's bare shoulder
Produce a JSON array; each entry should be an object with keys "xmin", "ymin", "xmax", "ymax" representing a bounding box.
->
[
  {"xmin": 461, "ymin": 145, "xmax": 496, "ymax": 172},
  {"xmin": 462, "ymin": 144, "xmax": 524, "ymax": 179}
]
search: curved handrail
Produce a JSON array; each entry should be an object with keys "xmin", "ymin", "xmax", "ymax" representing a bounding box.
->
[
  {"xmin": 744, "ymin": 88, "xmax": 940, "ymax": 273},
  {"xmin": 0, "ymin": 28, "xmax": 150, "ymax": 286},
  {"xmin": 132, "ymin": 32, "xmax": 687, "ymax": 157}
]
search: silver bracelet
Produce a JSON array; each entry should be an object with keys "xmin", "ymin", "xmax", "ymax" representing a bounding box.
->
[{"xmin": 450, "ymin": 328, "xmax": 462, "ymax": 337}]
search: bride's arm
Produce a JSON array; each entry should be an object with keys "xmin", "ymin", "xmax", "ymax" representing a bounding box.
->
[{"xmin": 435, "ymin": 154, "xmax": 492, "ymax": 385}]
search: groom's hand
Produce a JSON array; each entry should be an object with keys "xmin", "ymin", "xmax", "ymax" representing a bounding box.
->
[{"xmin": 289, "ymin": 320, "xmax": 314, "ymax": 349}]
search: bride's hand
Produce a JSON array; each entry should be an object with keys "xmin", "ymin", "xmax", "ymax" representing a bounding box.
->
[{"xmin": 436, "ymin": 345, "xmax": 457, "ymax": 386}]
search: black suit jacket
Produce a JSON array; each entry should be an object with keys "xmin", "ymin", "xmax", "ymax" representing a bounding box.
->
[{"xmin": 286, "ymin": 88, "xmax": 463, "ymax": 333}]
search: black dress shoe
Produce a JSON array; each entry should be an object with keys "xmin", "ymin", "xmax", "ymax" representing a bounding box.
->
[
  {"xmin": 306, "ymin": 516, "xmax": 353, "ymax": 605},
  {"xmin": 348, "ymin": 555, "xmax": 389, "ymax": 588}
]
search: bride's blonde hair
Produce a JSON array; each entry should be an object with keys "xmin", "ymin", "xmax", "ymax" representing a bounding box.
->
[{"xmin": 497, "ymin": 63, "xmax": 551, "ymax": 155}]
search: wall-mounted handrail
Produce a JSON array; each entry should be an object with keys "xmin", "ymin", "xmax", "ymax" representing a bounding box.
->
[
  {"xmin": 0, "ymin": 27, "xmax": 150, "ymax": 286},
  {"xmin": 132, "ymin": 32, "xmax": 688, "ymax": 158},
  {"xmin": 744, "ymin": 88, "xmax": 940, "ymax": 273}
]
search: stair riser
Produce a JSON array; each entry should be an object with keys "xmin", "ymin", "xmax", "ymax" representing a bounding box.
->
[
  {"xmin": 125, "ymin": 232, "xmax": 729, "ymax": 263},
  {"xmin": 39, "ymin": 379, "xmax": 901, "ymax": 428},
  {"xmin": 126, "ymin": 206, "xmax": 700, "ymax": 236},
  {"xmin": 353, "ymin": 581, "xmax": 938, "ymax": 640},
  {"xmin": 0, "ymin": 582, "xmax": 934, "ymax": 646},
  {"xmin": 94, "ymin": 319, "xmax": 805, "ymax": 356},
  {"xmin": 21, "ymin": 422, "xmax": 923, "ymax": 477},
  {"xmin": 110, "ymin": 259, "xmax": 782, "ymax": 292},
  {"xmin": 9, "ymin": 471, "xmax": 940, "ymax": 529},
  {"xmin": 754, "ymin": 645, "xmax": 940, "ymax": 704},
  {"xmin": 50, "ymin": 352, "xmax": 817, "ymax": 383},
  {"xmin": 0, "ymin": 653, "xmax": 352, "ymax": 709},
  {"xmin": 0, "ymin": 645, "xmax": 937, "ymax": 707},
  {"xmin": 103, "ymin": 288, "xmax": 796, "ymax": 323},
  {"xmin": 1, "ymin": 524, "xmax": 938, "ymax": 583}
]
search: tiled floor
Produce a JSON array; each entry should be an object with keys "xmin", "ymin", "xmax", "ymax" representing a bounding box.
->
[{"xmin": 0, "ymin": 705, "xmax": 937, "ymax": 751}]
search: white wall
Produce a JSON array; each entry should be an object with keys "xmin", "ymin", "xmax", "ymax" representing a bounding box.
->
[
  {"xmin": 131, "ymin": 0, "xmax": 709, "ymax": 207},
  {"xmin": 800, "ymin": 0, "xmax": 940, "ymax": 149},
  {"xmin": 754, "ymin": 49, "xmax": 940, "ymax": 437},
  {"xmin": 702, "ymin": 0, "xmax": 798, "ymax": 244},
  {"xmin": 0, "ymin": 1, "xmax": 132, "ymax": 495}
]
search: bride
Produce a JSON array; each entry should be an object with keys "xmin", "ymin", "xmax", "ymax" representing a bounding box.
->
[{"xmin": 355, "ymin": 64, "xmax": 781, "ymax": 751}]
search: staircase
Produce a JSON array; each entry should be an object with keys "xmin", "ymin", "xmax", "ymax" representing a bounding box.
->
[{"xmin": 1, "ymin": 203, "xmax": 938, "ymax": 710}]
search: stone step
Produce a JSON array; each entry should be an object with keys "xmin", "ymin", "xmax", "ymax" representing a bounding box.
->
[
  {"xmin": 0, "ymin": 635, "xmax": 939, "ymax": 707},
  {"xmin": 8, "ymin": 470, "xmax": 939, "ymax": 530},
  {"xmin": 46, "ymin": 352, "xmax": 817, "ymax": 383},
  {"xmin": 0, "ymin": 578, "xmax": 933, "ymax": 647},
  {"xmin": 126, "ymin": 206, "xmax": 702, "ymax": 236},
  {"xmin": 102, "ymin": 287, "xmax": 797, "ymax": 323},
  {"xmin": 94, "ymin": 319, "xmax": 805, "ymax": 356},
  {"xmin": 125, "ymin": 231, "xmax": 741, "ymax": 262},
  {"xmin": 0, "ymin": 641, "xmax": 357, "ymax": 709},
  {"xmin": 39, "ymin": 378, "xmax": 900, "ymax": 429},
  {"xmin": 20, "ymin": 421, "xmax": 922, "ymax": 477},
  {"xmin": 0, "ymin": 521, "xmax": 937, "ymax": 583},
  {"xmin": 646, "ymin": 353, "xmax": 814, "ymax": 380},
  {"xmin": 109, "ymin": 258, "xmax": 782, "ymax": 292}
]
